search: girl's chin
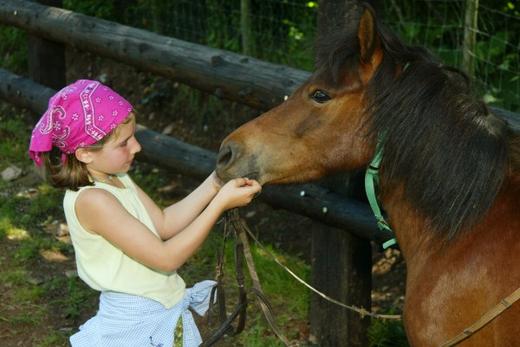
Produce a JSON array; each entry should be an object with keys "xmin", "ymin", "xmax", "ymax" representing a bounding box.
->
[{"xmin": 122, "ymin": 162, "xmax": 134, "ymax": 171}]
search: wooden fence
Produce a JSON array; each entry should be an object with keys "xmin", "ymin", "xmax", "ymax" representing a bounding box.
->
[{"xmin": 0, "ymin": 0, "xmax": 518, "ymax": 346}]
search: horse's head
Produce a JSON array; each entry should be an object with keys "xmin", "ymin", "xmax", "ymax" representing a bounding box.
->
[{"xmin": 217, "ymin": 8, "xmax": 385, "ymax": 184}]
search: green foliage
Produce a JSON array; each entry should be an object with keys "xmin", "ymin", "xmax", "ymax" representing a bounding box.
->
[
  {"xmin": 34, "ymin": 332, "xmax": 69, "ymax": 347},
  {"xmin": 0, "ymin": 26, "xmax": 27, "ymax": 72},
  {"xmin": 63, "ymin": 0, "xmax": 115, "ymax": 19},
  {"xmin": 252, "ymin": 243, "xmax": 310, "ymax": 318},
  {"xmin": 46, "ymin": 276, "xmax": 97, "ymax": 320},
  {"xmin": 131, "ymin": 163, "xmax": 170, "ymax": 203},
  {"xmin": 0, "ymin": 269, "xmax": 29, "ymax": 287},
  {"xmin": 240, "ymin": 323, "xmax": 287, "ymax": 347},
  {"xmin": 205, "ymin": 0, "xmax": 240, "ymax": 52},
  {"xmin": 0, "ymin": 183, "xmax": 63, "ymax": 231},
  {"xmin": 0, "ymin": 113, "xmax": 30, "ymax": 170},
  {"xmin": 368, "ymin": 317, "xmax": 409, "ymax": 347},
  {"xmin": 383, "ymin": 0, "xmax": 520, "ymax": 111},
  {"xmin": 3, "ymin": 0, "xmax": 517, "ymax": 109}
]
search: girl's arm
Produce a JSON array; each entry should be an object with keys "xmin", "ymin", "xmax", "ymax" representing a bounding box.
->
[
  {"xmin": 134, "ymin": 172, "xmax": 222, "ymax": 240},
  {"xmin": 76, "ymin": 178, "xmax": 260, "ymax": 272}
]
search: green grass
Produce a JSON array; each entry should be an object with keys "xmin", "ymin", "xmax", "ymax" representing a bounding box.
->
[
  {"xmin": 0, "ymin": 112, "xmax": 31, "ymax": 172},
  {"xmin": 0, "ymin": 25, "xmax": 27, "ymax": 73},
  {"xmin": 34, "ymin": 332, "xmax": 70, "ymax": 347},
  {"xmin": 368, "ymin": 317, "xmax": 410, "ymax": 347}
]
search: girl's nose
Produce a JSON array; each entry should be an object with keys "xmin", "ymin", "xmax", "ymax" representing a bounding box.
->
[{"xmin": 131, "ymin": 137, "xmax": 142, "ymax": 154}]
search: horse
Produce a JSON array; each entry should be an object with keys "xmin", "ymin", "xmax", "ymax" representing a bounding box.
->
[{"xmin": 215, "ymin": 4, "xmax": 520, "ymax": 347}]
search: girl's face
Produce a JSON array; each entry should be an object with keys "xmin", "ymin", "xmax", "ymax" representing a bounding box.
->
[{"xmin": 86, "ymin": 119, "xmax": 141, "ymax": 176}]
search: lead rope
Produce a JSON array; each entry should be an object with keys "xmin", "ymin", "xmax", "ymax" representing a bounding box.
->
[
  {"xmin": 227, "ymin": 209, "xmax": 296, "ymax": 347},
  {"xmin": 228, "ymin": 209, "xmax": 401, "ymax": 322},
  {"xmin": 201, "ymin": 216, "xmax": 247, "ymax": 347},
  {"xmin": 440, "ymin": 287, "xmax": 520, "ymax": 346}
]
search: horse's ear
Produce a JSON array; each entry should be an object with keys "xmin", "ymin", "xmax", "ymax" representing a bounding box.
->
[{"xmin": 357, "ymin": 7, "xmax": 379, "ymax": 64}]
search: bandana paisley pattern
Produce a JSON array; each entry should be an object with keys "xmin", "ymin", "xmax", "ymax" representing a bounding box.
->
[{"xmin": 29, "ymin": 79, "xmax": 133, "ymax": 166}]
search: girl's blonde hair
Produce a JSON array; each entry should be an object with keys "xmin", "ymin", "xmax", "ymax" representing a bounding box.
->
[{"xmin": 42, "ymin": 114, "xmax": 135, "ymax": 190}]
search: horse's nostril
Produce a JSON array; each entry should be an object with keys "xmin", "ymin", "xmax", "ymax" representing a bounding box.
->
[
  {"xmin": 218, "ymin": 147, "xmax": 232, "ymax": 166},
  {"xmin": 217, "ymin": 142, "xmax": 237, "ymax": 170}
]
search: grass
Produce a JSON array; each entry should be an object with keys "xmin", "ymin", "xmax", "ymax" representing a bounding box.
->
[
  {"xmin": 0, "ymin": 26, "xmax": 27, "ymax": 73},
  {"xmin": 368, "ymin": 318, "xmax": 410, "ymax": 347}
]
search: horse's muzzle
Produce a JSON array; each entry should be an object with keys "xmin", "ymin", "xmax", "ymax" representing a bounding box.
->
[{"xmin": 216, "ymin": 139, "xmax": 260, "ymax": 182}]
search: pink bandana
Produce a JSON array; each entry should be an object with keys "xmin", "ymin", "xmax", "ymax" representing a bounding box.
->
[{"xmin": 29, "ymin": 79, "xmax": 133, "ymax": 166}]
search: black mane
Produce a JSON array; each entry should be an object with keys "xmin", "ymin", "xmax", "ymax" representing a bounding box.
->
[{"xmin": 316, "ymin": 9, "xmax": 517, "ymax": 238}]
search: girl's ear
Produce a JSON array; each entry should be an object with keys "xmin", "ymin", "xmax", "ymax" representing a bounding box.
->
[{"xmin": 75, "ymin": 148, "xmax": 93, "ymax": 164}]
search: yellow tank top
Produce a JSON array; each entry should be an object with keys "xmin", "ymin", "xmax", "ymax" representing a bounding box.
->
[{"xmin": 63, "ymin": 174, "xmax": 185, "ymax": 309}]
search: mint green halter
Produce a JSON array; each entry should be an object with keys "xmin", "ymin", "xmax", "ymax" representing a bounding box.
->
[{"xmin": 364, "ymin": 139, "xmax": 397, "ymax": 250}]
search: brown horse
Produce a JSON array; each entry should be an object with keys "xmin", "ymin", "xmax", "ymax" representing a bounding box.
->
[{"xmin": 215, "ymin": 5, "xmax": 520, "ymax": 347}]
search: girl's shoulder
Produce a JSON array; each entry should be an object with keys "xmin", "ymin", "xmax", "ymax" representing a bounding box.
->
[
  {"xmin": 64, "ymin": 173, "xmax": 141, "ymax": 213},
  {"xmin": 76, "ymin": 187, "xmax": 119, "ymax": 206},
  {"xmin": 64, "ymin": 180, "xmax": 122, "ymax": 208},
  {"xmin": 73, "ymin": 187, "xmax": 130, "ymax": 232}
]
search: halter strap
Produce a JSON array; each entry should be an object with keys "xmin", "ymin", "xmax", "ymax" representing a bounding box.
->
[{"xmin": 364, "ymin": 138, "xmax": 397, "ymax": 250}]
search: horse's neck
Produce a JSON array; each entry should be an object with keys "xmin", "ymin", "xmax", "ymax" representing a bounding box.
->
[
  {"xmin": 381, "ymin": 185, "xmax": 441, "ymax": 270},
  {"xmin": 382, "ymin": 175, "xmax": 520, "ymax": 272}
]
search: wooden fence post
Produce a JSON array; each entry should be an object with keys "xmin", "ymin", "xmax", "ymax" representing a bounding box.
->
[
  {"xmin": 309, "ymin": 173, "xmax": 372, "ymax": 346},
  {"xmin": 462, "ymin": 0, "xmax": 479, "ymax": 79},
  {"xmin": 310, "ymin": 219, "xmax": 372, "ymax": 346},
  {"xmin": 27, "ymin": 0, "xmax": 65, "ymax": 90}
]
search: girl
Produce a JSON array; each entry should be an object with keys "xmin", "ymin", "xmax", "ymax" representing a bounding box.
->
[{"xmin": 28, "ymin": 79, "xmax": 261, "ymax": 347}]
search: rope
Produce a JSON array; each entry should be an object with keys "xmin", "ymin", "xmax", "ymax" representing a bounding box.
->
[
  {"xmin": 440, "ymin": 286, "xmax": 520, "ymax": 346},
  {"xmin": 233, "ymin": 210, "xmax": 401, "ymax": 321},
  {"xmin": 228, "ymin": 209, "xmax": 295, "ymax": 346}
]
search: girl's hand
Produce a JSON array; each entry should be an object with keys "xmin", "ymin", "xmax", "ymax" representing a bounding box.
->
[{"xmin": 212, "ymin": 177, "xmax": 261, "ymax": 211}]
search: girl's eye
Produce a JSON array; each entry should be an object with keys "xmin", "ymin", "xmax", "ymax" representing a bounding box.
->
[
  {"xmin": 120, "ymin": 141, "xmax": 128, "ymax": 147},
  {"xmin": 310, "ymin": 89, "xmax": 331, "ymax": 103}
]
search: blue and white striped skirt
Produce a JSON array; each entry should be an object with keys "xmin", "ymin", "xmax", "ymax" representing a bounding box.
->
[{"xmin": 70, "ymin": 280, "xmax": 216, "ymax": 347}]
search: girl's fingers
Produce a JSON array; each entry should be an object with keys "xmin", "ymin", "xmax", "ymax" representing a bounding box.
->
[
  {"xmin": 233, "ymin": 177, "xmax": 247, "ymax": 187},
  {"xmin": 250, "ymin": 181, "xmax": 261, "ymax": 192}
]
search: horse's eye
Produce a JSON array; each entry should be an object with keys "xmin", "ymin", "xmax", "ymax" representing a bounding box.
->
[{"xmin": 310, "ymin": 89, "xmax": 331, "ymax": 103}]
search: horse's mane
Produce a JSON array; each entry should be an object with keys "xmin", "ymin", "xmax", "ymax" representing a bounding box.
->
[{"xmin": 316, "ymin": 9, "xmax": 519, "ymax": 239}]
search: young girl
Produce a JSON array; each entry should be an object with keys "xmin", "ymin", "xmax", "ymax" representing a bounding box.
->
[{"xmin": 28, "ymin": 79, "xmax": 261, "ymax": 347}]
